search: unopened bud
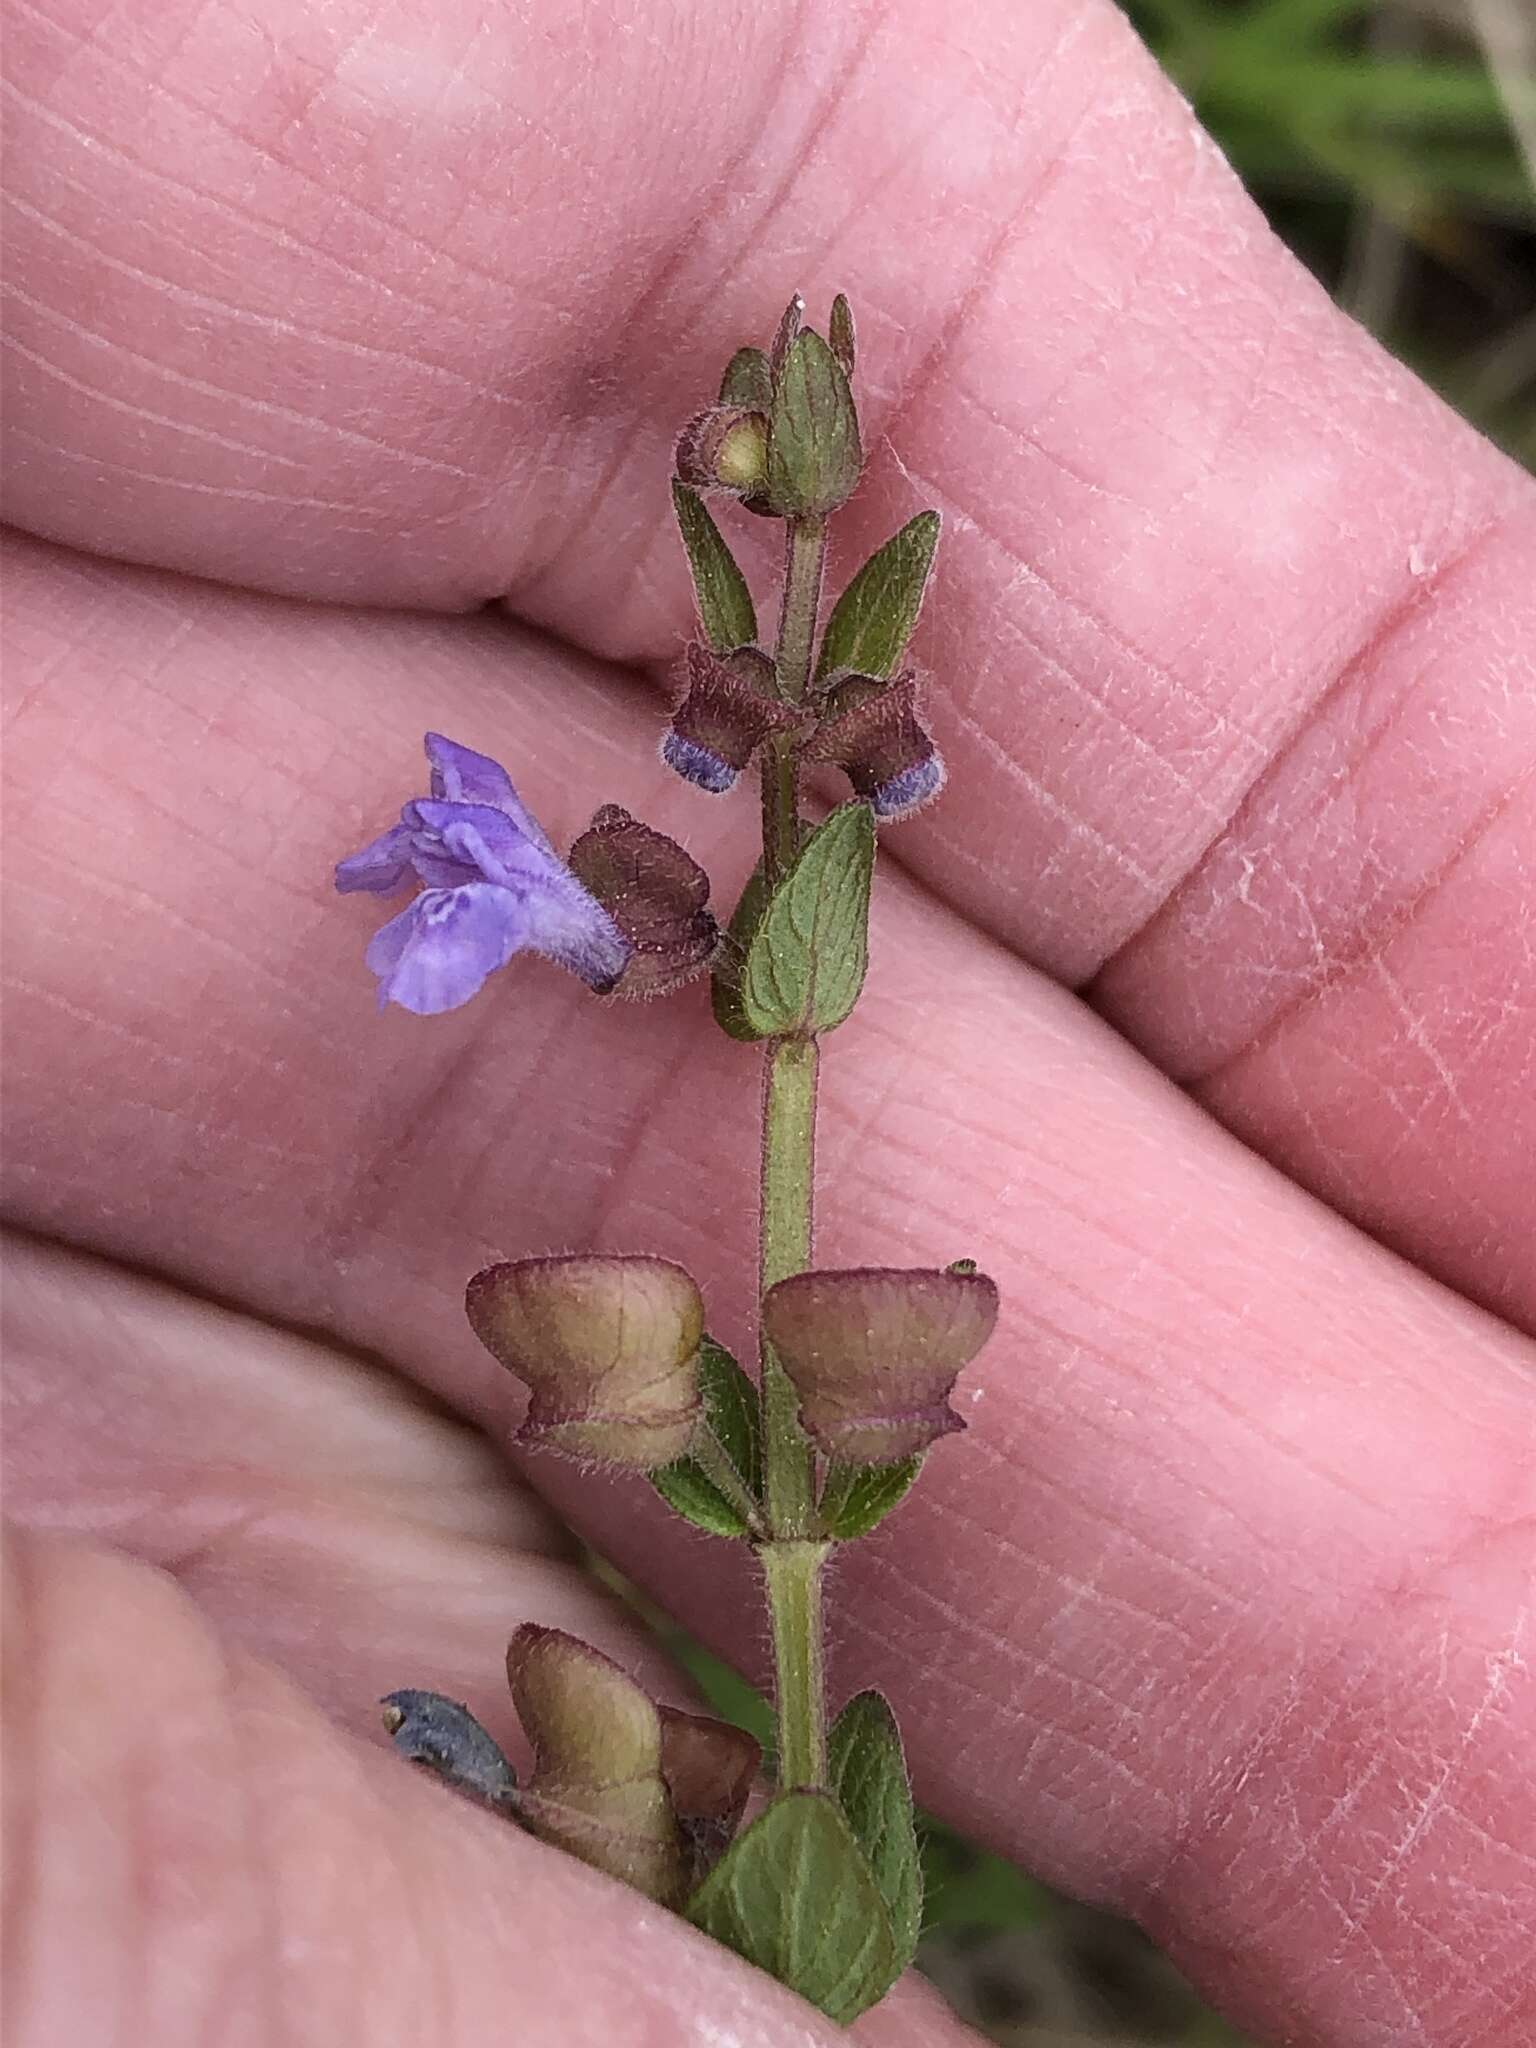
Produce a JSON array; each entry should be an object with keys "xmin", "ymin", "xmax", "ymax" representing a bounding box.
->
[
  {"xmin": 507, "ymin": 1625, "xmax": 688, "ymax": 1905},
  {"xmin": 661, "ymin": 643, "xmax": 801, "ymax": 794},
  {"xmin": 761, "ymin": 1266, "xmax": 999, "ymax": 1464},
  {"xmin": 466, "ymin": 1254, "xmax": 706, "ymax": 1469},
  {"xmin": 567, "ymin": 806, "xmax": 718, "ymax": 997},
  {"xmin": 675, "ymin": 405, "xmax": 770, "ymax": 497},
  {"xmin": 802, "ymin": 670, "xmax": 944, "ymax": 820},
  {"xmin": 763, "ymin": 329, "xmax": 861, "ymax": 518}
]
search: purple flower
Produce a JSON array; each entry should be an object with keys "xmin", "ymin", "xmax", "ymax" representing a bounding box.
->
[{"xmin": 336, "ymin": 734, "xmax": 630, "ymax": 1014}]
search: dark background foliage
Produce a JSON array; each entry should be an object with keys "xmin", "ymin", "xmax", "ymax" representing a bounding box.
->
[{"xmin": 1133, "ymin": 0, "xmax": 1535, "ymax": 468}]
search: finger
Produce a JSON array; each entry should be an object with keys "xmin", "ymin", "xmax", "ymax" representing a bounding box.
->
[
  {"xmin": 0, "ymin": 1528, "xmax": 969, "ymax": 2048},
  {"xmin": 1091, "ymin": 518, "xmax": 1536, "ymax": 1334},
  {"xmin": 1, "ymin": 1230, "xmax": 681, "ymax": 1740},
  {"xmin": 4, "ymin": 541, "xmax": 1533, "ymax": 2045},
  {"xmin": 8, "ymin": 0, "xmax": 1535, "ymax": 1323}
]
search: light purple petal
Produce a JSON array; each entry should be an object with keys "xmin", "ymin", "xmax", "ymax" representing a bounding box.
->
[
  {"xmin": 424, "ymin": 734, "xmax": 554, "ymax": 854},
  {"xmin": 362, "ymin": 897, "xmax": 425, "ymax": 980},
  {"xmin": 367, "ymin": 884, "xmax": 532, "ymax": 1015},
  {"xmin": 406, "ymin": 800, "xmax": 552, "ymax": 887},
  {"xmin": 400, "ymin": 839, "xmax": 486, "ymax": 890},
  {"xmin": 335, "ymin": 822, "xmax": 415, "ymax": 895}
]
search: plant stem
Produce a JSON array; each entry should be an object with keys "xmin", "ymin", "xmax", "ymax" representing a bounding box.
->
[
  {"xmin": 756, "ymin": 508, "xmax": 832, "ymax": 1782},
  {"xmin": 760, "ymin": 739, "xmax": 800, "ymax": 888},
  {"xmin": 775, "ymin": 515, "xmax": 826, "ymax": 704},
  {"xmin": 758, "ymin": 1538, "xmax": 831, "ymax": 1788},
  {"xmin": 760, "ymin": 515, "xmax": 827, "ymax": 886},
  {"xmin": 759, "ymin": 1035, "xmax": 819, "ymax": 1537}
]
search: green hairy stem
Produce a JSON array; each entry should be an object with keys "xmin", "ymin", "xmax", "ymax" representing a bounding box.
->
[{"xmin": 758, "ymin": 511, "xmax": 832, "ymax": 1785}]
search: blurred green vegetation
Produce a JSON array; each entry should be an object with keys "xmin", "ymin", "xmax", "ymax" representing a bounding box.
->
[{"xmin": 1130, "ymin": 0, "xmax": 1536, "ymax": 464}]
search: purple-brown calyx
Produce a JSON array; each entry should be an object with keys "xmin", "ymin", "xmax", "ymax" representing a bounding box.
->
[
  {"xmin": 465, "ymin": 1254, "xmax": 706, "ymax": 1470},
  {"xmin": 801, "ymin": 670, "xmax": 945, "ymax": 820},
  {"xmin": 762, "ymin": 1265, "xmax": 999, "ymax": 1464},
  {"xmin": 661, "ymin": 644, "xmax": 801, "ymax": 796}
]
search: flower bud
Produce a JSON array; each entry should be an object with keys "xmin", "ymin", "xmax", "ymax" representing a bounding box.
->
[
  {"xmin": 802, "ymin": 670, "xmax": 944, "ymax": 820},
  {"xmin": 507, "ymin": 1625, "xmax": 689, "ymax": 1905},
  {"xmin": 675, "ymin": 405, "xmax": 770, "ymax": 498},
  {"xmin": 567, "ymin": 805, "xmax": 719, "ymax": 997},
  {"xmin": 661, "ymin": 643, "xmax": 802, "ymax": 794},
  {"xmin": 466, "ymin": 1254, "xmax": 706, "ymax": 1469},
  {"xmin": 761, "ymin": 1266, "xmax": 999, "ymax": 1464},
  {"xmin": 763, "ymin": 329, "xmax": 861, "ymax": 518}
]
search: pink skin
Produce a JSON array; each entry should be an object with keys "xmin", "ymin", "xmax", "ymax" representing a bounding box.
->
[{"xmin": 2, "ymin": 3, "xmax": 1533, "ymax": 2045}]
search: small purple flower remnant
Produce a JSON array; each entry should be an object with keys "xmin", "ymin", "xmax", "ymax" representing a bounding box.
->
[
  {"xmin": 802, "ymin": 671, "xmax": 944, "ymax": 821},
  {"xmin": 661, "ymin": 644, "xmax": 801, "ymax": 796},
  {"xmin": 335, "ymin": 734, "xmax": 630, "ymax": 1014}
]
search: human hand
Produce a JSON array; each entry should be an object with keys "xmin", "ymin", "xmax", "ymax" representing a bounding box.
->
[{"xmin": 4, "ymin": 3, "xmax": 1534, "ymax": 2045}]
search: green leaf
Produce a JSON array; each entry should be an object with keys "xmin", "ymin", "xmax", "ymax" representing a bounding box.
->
[
  {"xmin": 719, "ymin": 345, "xmax": 774, "ymax": 410},
  {"xmin": 764, "ymin": 331, "xmax": 862, "ymax": 518},
  {"xmin": 741, "ymin": 803, "xmax": 875, "ymax": 1038},
  {"xmin": 819, "ymin": 1455, "xmax": 923, "ymax": 1540},
  {"xmin": 650, "ymin": 1338, "xmax": 762, "ymax": 1537},
  {"xmin": 648, "ymin": 1459, "xmax": 746, "ymax": 1537},
  {"xmin": 710, "ymin": 863, "xmax": 773, "ymax": 1042},
  {"xmin": 686, "ymin": 1789, "xmax": 898, "ymax": 2023},
  {"xmin": 671, "ymin": 481, "xmax": 757, "ymax": 654},
  {"xmin": 828, "ymin": 1693, "xmax": 922, "ymax": 1967},
  {"xmin": 1209, "ymin": 56, "xmax": 1506, "ymax": 132},
  {"xmin": 697, "ymin": 1336, "xmax": 762, "ymax": 1496},
  {"xmin": 815, "ymin": 511, "xmax": 940, "ymax": 685}
]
